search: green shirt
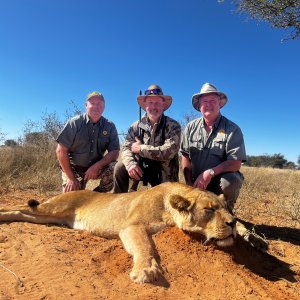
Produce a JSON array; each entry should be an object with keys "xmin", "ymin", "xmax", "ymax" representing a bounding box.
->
[
  {"xmin": 180, "ymin": 114, "xmax": 246, "ymax": 179},
  {"xmin": 56, "ymin": 113, "xmax": 120, "ymax": 167}
]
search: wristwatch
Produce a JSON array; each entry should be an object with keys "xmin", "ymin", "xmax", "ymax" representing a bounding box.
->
[{"xmin": 208, "ymin": 168, "xmax": 215, "ymax": 177}]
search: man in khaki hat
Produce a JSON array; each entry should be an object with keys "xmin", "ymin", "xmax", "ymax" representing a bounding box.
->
[
  {"xmin": 56, "ymin": 91, "xmax": 120, "ymax": 193},
  {"xmin": 113, "ymin": 84, "xmax": 181, "ymax": 193},
  {"xmin": 180, "ymin": 83, "xmax": 246, "ymax": 212}
]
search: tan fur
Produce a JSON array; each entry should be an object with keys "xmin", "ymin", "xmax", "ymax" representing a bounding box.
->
[{"xmin": 0, "ymin": 182, "xmax": 266, "ymax": 284}]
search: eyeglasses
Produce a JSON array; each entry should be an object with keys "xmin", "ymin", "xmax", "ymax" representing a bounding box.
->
[{"xmin": 144, "ymin": 88, "xmax": 163, "ymax": 95}]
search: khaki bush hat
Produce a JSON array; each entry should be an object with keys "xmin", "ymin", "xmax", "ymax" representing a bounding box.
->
[
  {"xmin": 86, "ymin": 91, "xmax": 105, "ymax": 102},
  {"xmin": 192, "ymin": 83, "xmax": 228, "ymax": 111},
  {"xmin": 137, "ymin": 84, "xmax": 172, "ymax": 111}
]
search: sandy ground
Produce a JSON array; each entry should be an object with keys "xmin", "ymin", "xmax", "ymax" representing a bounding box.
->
[{"xmin": 0, "ymin": 189, "xmax": 299, "ymax": 300}]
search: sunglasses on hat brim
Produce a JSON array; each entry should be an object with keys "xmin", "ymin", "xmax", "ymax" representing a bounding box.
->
[{"xmin": 144, "ymin": 88, "xmax": 163, "ymax": 96}]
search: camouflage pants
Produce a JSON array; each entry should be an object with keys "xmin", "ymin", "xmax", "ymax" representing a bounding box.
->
[{"xmin": 61, "ymin": 162, "xmax": 116, "ymax": 193}]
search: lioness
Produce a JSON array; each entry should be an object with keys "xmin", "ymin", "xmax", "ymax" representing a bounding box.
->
[{"xmin": 0, "ymin": 182, "xmax": 267, "ymax": 284}]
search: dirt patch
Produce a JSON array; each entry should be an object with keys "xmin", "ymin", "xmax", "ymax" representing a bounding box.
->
[{"xmin": 0, "ymin": 190, "xmax": 299, "ymax": 300}]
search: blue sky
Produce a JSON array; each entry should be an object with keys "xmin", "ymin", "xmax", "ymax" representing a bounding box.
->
[{"xmin": 0, "ymin": 0, "xmax": 299, "ymax": 163}]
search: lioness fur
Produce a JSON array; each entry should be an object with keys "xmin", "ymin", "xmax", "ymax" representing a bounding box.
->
[{"xmin": 0, "ymin": 182, "xmax": 267, "ymax": 283}]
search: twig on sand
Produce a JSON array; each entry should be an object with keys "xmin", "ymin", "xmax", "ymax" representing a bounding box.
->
[{"xmin": 0, "ymin": 264, "xmax": 24, "ymax": 287}]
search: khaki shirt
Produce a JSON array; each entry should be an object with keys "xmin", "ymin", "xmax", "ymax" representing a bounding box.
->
[
  {"xmin": 122, "ymin": 114, "xmax": 181, "ymax": 182},
  {"xmin": 180, "ymin": 114, "xmax": 246, "ymax": 179},
  {"xmin": 56, "ymin": 113, "xmax": 120, "ymax": 167}
]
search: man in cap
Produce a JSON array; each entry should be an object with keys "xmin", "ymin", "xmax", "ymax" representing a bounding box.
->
[
  {"xmin": 56, "ymin": 91, "xmax": 120, "ymax": 193},
  {"xmin": 180, "ymin": 83, "xmax": 246, "ymax": 212},
  {"xmin": 113, "ymin": 84, "xmax": 181, "ymax": 193}
]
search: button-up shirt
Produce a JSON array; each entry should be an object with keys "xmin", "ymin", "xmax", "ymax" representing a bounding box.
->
[
  {"xmin": 180, "ymin": 114, "xmax": 246, "ymax": 179},
  {"xmin": 57, "ymin": 113, "xmax": 120, "ymax": 167}
]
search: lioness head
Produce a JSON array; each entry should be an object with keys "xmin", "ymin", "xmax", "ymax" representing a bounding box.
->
[{"xmin": 166, "ymin": 189, "xmax": 236, "ymax": 247}]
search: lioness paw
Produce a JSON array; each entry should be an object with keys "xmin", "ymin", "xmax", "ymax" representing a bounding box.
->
[{"xmin": 130, "ymin": 258, "xmax": 161, "ymax": 284}]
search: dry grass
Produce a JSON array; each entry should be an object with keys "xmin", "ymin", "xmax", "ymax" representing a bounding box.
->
[
  {"xmin": 236, "ymin": 166, "xmax": 300, "ymax": 226},
  {"xmin": 0, "ymin": 144, "xmax": 60, "ymax": 195}
]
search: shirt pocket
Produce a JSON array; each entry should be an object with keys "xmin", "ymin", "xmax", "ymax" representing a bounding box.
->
[
  {"xmin": 189, "ymin": 137, "xmax": 204, "ymax": 156},
  {"xmin": 211, "ymin": 136, "xmax": 225, "ymax": 156},
  {"xmin": 98, "ymin": 131, "xmax": 111, "ymax": 152}
]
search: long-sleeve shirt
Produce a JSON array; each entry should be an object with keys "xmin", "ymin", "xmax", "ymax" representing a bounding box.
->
[{"xmin": 122, "ymin": 114, "xmax": 181, "ymax": 182}]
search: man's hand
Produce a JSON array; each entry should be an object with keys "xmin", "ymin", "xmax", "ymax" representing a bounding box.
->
[
  {"xmin": 84, "ymin": 164, "xmax": 101, "ymax": 182},
  {"xmin": 128, "ymin": 164, "xmax": 143, "ymax": 180},
  {"xmin": 131, "ymin": 137, "xmax": 142, "ymax": 154},
  {"xmin": 64, "ymin": 178, "xmax": 81, "ymax": 193},
  {"xmin": 193, "ymin": 169, "xmax": 213, "ymax": 190}
]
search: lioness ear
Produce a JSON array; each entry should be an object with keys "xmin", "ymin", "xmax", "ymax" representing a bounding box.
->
[{"xmin": 169, "ymin": 195, "xmax": 194, "ymax": 212}]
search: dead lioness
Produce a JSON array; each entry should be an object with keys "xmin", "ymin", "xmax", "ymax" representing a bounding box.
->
[{"xmin": 0, "ymin": 182, "xmax": 266, "ymax": 284}]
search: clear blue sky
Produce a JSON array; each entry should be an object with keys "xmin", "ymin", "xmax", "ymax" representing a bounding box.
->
[{"xmin": 0, "ymin": 0, "xmax": 299, "ymax": 163}]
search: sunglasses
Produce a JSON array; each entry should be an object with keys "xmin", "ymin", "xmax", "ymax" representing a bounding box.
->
[{"xmin": 144, "ymin": 88, "xmax": 163, "ymax": 96}]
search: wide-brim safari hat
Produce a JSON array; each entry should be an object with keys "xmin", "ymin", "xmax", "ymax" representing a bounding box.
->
[
  {"xmin": 192, "ymin": 83, "xmax": 228, "ymax": 111},
  {"xmin": 137, "ymin": 84, "xmax": 172, "ymax": 111}
]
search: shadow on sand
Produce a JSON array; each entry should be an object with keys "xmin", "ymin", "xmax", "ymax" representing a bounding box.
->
[
  {"xmin": 188, "ymin": 227, "xmax": 298, "ymax": 283},
  {"xmin": 237, "ymin": 219, "xmax": 300, "ymax": 246}
]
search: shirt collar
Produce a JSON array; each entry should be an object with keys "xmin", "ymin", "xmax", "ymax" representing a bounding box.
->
[
  {"xmin": 85, "ymin": 113, "xmax": 103, "ymax": 126},
  {"xmin": 200, "ymin": 113, "xmax": 222, "ymax": 130},
  {"xmin": 213, "ymin": 114, "xmax": 222, "ymax": 129},
  {"xmin": 139, "ymin": 113, "xmax": 165, "ymax": 131}
]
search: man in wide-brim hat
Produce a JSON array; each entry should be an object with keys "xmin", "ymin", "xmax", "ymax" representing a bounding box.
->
[
  {"xmin": 180, "ymin": 82, "xmax": 246, "ymax": 212},
  {"xmin": 113, "ymin": 84, "xmax": 181, "ymax": 193}
]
